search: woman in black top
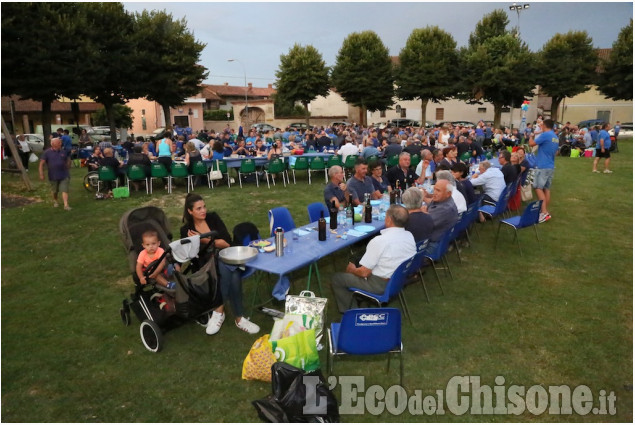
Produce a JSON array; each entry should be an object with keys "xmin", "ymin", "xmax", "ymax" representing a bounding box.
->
[{"xmin": 180, "ymin": 193, "xmax": 260, "ymax": 335}]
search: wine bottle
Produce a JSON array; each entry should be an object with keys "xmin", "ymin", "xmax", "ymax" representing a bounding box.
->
[
  {"xmin": 364, "ymin": 196, "xmax": 372, "ymax": 223},
  {"xmin": 329, "ymin": 201, "xmax": 338, "ymax": 230},
  {"xmin": 349, "ymin": 195, "xmax": 356, "ymax": 224},
  {"xmin": 318, "ymin": 211, "xmax": 327, "ymax": 241},
  {"xmin": 396, "ymin": 180, "xmax": 402, "ymax": 204}
]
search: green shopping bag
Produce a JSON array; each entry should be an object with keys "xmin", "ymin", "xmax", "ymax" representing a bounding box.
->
[
  {"xmin": 112, "ymin": 186, "xmax": 130, "ymax": 198},
  {"xmin": 270, "ymin": 329, "xmax": 320, "ymax": 371}
]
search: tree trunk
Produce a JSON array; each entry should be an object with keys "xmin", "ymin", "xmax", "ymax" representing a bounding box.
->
[
  {"xmin": 162, "ymin": 104, "xmax": 172, "ymax": 131},
  {"xmin": 303, "ymin": 102, "xmax": 310, "ymax": 127},
  {"xmin": 420, "ymin": 98, "xmax": 429, "ymax": 125},
  {"xmin": 41, "ymin": 99, "xmax": 52, "ymax": 150},
  {"xmin": 550, "ymin": 97, "xmax": 562, "ymax": 122},
  {"xmin": 493, "ymin": 102, "xmax": 503, "ymax": 129},
  {"xmin": 359, "ymin": 105, "xmax": 367, "ymax": 127},
  {"xmin": 105, "ymin": 102, "xmax": 117, "ymax": 144}
]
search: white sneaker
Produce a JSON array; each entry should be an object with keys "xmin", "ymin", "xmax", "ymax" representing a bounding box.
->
[
  {"xmin": 603, "ymin": 169, "xmax": 613, "ymax": 174},
  {"xmin": 206, "ymin": 311, "xmax": 225, "ymax": 335},
  {"xmin": 236, "ymin": 317, "xmax": 260, "ymax": 334}
]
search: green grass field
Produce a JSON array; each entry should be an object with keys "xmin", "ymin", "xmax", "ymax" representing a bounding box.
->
[{"xmin": 1, "ymin": 144, "xmax": 632, "ymax": 422}]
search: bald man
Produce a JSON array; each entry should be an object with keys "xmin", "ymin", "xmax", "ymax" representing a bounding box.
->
[{"xmin": 39, "ymin": 138, "xmax": 71, "ymax": 210}]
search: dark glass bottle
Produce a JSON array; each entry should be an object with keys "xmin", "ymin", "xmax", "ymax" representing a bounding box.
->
[
  {"xmin": 329, "ymin": 201, "xmax": 338, "ymax": 230},
  {"xmin": 364, "ymin": 196, "xmax": 372, "ymax": 223},
  {"xmin": 349, "ymin": 195, "xmax": 356, "ymax": 224},
  {"xmin": 318, "ymin": 211, "xmax": 327, "ymax": 241}
]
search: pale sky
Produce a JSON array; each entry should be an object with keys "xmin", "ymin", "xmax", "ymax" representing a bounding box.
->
[{"xmin": 124, "ymin": 1, "xmax": 633, "ymax": 87}]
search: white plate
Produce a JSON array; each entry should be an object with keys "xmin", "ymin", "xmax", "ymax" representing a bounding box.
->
[{"xmin": 354, "ymin": 225, "xmax": 375, "ymax": 233}]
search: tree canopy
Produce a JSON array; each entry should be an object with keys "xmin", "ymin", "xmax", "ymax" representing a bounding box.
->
[
  {"xmin": 275, "ymin": 44, "xmax": 330, "ymax": 126},
  {"xmin": 536, "ymin": 31, "xmax": 598, "ymax": 119},
  {"xmin": 461, "ymin": 10, "xmax": 536, "ymax": 127},
  {"xmin": 331, "ymin": 31, "xmax": 394, "ymax": 125},
  {"xmin": 133, "ymin": 10, "xmax": 208, "ymax": 126},
  {"xmin": 395, "ymin": 26, "xmax": 459, "ymax": 124},
  {"xmin": 597, "ymin": 19, "xmax": 633, "ymax": 101}
]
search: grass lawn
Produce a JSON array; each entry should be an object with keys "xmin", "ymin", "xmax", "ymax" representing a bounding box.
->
[{"xmin": 1, "ymin": 143, "xmax": 632, "ymax": 422}]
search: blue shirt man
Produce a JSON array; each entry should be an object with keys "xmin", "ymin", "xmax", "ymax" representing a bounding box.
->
[
  {"xmin": 529, "ymin": 119, "xmax": 559, "ymax": 222},
  {"xmin": 593, "ymin": 123, "xmax": 613, "ymax": 174}
]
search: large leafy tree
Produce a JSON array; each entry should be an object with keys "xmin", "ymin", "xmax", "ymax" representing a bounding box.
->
[
  {"xmin": 597, "ymin": 19, "xmax": 633, "ymax": 101},
  {"xmin": 536, "ymin": 31, "xmax": 598, "ymax": 119},
  {"xmin": 133, "ymin": 10, "xmax": 208, "ymax": 127},
  {"xmin": 275, "ymin": 44, "xmax": 330, "ymax": 127},
  {"xmin": 395, "ymin": 26, "xmax": 459, "ymax": 125},
  {"xmin": 2, "ymin": 2, "xmax": 88, "ymax": 145},
  {"xmin": 461, "ymin": 10, "xmax": 536, "ymax": 127},
  {"xmin": 79, "ymin": 3, "xmax": 138, "ymax": 143},
  {"xmin": 331, "ymin": 31, "xmax": 394, "ymax": 126}
]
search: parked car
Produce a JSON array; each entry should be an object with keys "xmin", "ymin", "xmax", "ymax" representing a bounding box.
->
[
  {"xmin": 609, "ymin": 122, "xmax": 633, "ymax": 137},
  {"xmin": 451, "ymin": 121, "xmax": 476, "ymax": 128},
  {"xmin": 329, "ymin": 121, "xmax": 352, "ymax": 128},
  {"xmin": 22, "ymin": 134, "xmax": 45, "ymax": 153},
  {"xmin": 251, "ymin": 123, "xmax": 276, "ymax": 133},
  {"xmin": 288, "ymin": 122, "xmax": 314, "ymax": 131},
  {"xmin": 577, "ymin": 119, "xmax": 606, "ymax": 129},
  {"xmin": 91, "ymin": 126, "xmax": 121, "ymax": 142},
  {"xmin": 390, "ymin": 118, "xmax": 420, "ymax": 128}
]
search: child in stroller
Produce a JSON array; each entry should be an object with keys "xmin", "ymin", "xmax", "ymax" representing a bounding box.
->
[
  {"xmin": 136, "ymin": 229, "xmax": 175, "ymax": 289},
  {"xmin": 119, "ymin": 206, "xmax": 223, "ymax": 352}
]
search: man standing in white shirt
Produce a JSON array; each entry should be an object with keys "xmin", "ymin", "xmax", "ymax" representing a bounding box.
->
[{"xmin": 331, "ymin": 205, "xmax": 416, "ymax": 313}]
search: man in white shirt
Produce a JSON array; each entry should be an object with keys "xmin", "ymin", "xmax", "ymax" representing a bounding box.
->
[
  {"xmin": 337, "ymin": 136, "xmax": 359, "ymax": 163},
  {"xmin": 188, "ymin": 134, "xmax": 206, "ymax": 151},
  {"xmin": 470, "ymin": 160, "xmax": 506, "ymax": 203},
  {"xmin": 331, "ymin": 205, "xmax": 416, "ymax": 313}
]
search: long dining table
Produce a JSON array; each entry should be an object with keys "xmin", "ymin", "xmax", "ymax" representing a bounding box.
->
[{"xmin": 243, "ymin": 211, "xmax": 385, "ymax": 301}]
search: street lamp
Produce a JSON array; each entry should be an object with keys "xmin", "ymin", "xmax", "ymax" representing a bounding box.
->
[
  {"xmin": 227, "ymin": 59, "xmax": 249, "ymax": 126},
  {"xmin": 509, "ymin": 3, "xmax": 530, "ymax": 38}
]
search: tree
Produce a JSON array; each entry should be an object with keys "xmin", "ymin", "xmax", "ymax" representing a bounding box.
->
[
  {"xmin": 331, "ymin": 31, "xmax": 394, "ymax": 126},
  {"xmin": 133, "ymin": 10, "xmax": 208, "ymax": 127},
  {"xmin": 80, "ymin": 3, "xmax": 138, "ymax": 143},
  {"xmin": 536, "ymin": 31, "xmax": 598, "ymax": 119},
  {"xmin": 597, "ymin": 19, "xmax": 633, "ymax": 101},
  {"xmin": 2, "ymin": 3, "xmax": 89, "ymax": 146},
  {"xmin": 275, "ymin": 44, "xmax": 330, "ymax": 127},
  {"xmin": 92, "ymin": 104, "xmax": 134, "ymax": 128},
  {"xmin": 461, "ymin": 10, "xmax": 536, "ymax": 127},
  {"xmin": 395, "ymin": 27, "xmax": 459, "ymax": 125}
]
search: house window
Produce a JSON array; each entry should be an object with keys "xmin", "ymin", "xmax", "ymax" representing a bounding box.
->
[
  {"xmin": 478, "ymin": 107, "xmax": 487, "ymax": 113},
  {"xmin": 380, "ymin": 110, "xmax": 386, "ymax": 118},
  {"xmin": 435, "ymin": 108, "xmax": 444, "ymax": 121},
  {"xmin": 501, "ymin": 107, "xmax": 511, "ymax": 113},
  {"xmin": 400, "ymin": 108, "xmax": 406, "ymax": 118}
]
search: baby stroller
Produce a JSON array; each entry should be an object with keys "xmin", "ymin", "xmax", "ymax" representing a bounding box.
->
[{"xmin": 118, "ymin": 206, "xmax": 220, "ymax": 352}]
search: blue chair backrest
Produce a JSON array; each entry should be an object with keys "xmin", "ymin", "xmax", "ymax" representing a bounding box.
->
[
  {"xmin": 428, "ymin": 224, "xmax": 456, "ymax": 260},
  {"xmin": 493, "ymin": 184, "xmax": 512, "ymax": 215},
  {"xmin": 307, "ymin": 202, "xmax": 330, "ymax": 222},
  {"xmin": 337, "ymin": 308, "xmax": 402, "ymax": 355},
  {"xmin": 518, "ymin": 200, "xmax": 543, "ymax": 228},
  {"xmin": 383, "ymin": 256, "xmax": 414, "ymax": 300},
  {"xmin": 268, "ymin": 207, "xmax": 296, "ymax": 237}
]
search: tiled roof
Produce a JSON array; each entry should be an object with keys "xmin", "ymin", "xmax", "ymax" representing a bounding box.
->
[
  {"xmin": 1, "ymin": 95, "xmax": 102, "ymax": 113},
  {"xmin": 201, "ymin": 83, "xmax": 276, "ymax": 99}
]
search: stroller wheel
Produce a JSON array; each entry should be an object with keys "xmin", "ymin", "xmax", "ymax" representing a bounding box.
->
[
  {"xmin": 195, "ymin": 313, "xmax": 209, "ymax": 327},
  {"xmin": 120, "ymin": 308, "xmax": 131, "ymax": 326},
  {"xmin": 140, "ymin": 320, "xmax": 164, "ymax": 353}
]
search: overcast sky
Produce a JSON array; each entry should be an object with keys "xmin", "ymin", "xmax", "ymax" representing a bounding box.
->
[{"xmin": 124, "ymin": 1, "xmax": 633, "ymax": 87}]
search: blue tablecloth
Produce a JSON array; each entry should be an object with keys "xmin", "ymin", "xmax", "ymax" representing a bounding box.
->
[{"xmin": 245, "ymin": 218, "xmax": 385, "ymax": 300}]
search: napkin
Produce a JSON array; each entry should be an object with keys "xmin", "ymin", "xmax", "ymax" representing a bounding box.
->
[{"xmin": 296, "ymin": 229, "xmax": 311, "ymax": 237}]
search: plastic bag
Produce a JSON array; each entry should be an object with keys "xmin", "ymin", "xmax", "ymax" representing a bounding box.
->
[
  {"xmin": 242, "ymin": 334, "xmax": 277, "ymax": 382},
  {"xmin": 270, "ymin": 313, "xmax": 315, "ymax": 341},
  {"xmin": 271, "ymin": 329, "xmax": 320, "ymax": 372},
  {"xmin": 285, "ymin": 291, "xmax": 327, "ymax": 349},
  {"xmin": 252, "ymin": 362, "xmax": 340, "ymax": 423},
  {"xmin": 112, "ymin": 186, "xmax": 130, "ymax": 198},
  {"xmin": 29, "ymin": 153, "xmax": 38, "ymax": 163}
]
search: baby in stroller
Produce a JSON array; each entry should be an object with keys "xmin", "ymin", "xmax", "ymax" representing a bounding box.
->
[{"xmin": 136, "ymin": 229, "xmax": 175, "ymax": 289}]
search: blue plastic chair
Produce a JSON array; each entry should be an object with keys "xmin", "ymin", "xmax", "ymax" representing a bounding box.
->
[
  {"xmin": 495, "ymin": 200, "xmax": 542, "ymax": 256},
  {"xmin": 347, "ymin": 255, "xmax": 417, "ymax": 325},
  {"xmin": 232, "ymin": 222, "xmax": 261, "ymax": 280},
  {"xmin": 327, "ymin": 308, "xmax": 403, "ymax": 385},
  {"xmin": 479, "ymin": 184, "xmax": 512, "ymax": 222},
  {"xmin": 410, "ymin": 239, "xmax": 431, "ymax": 303},
  {"xmin": 268, "ymin": 207, "xmax": 296, "ymax": 237},
  {"xmin": 423, "ymin": 224, "xmax": 457, "ymax": 291},
  {"xmin": 307, "ymin": 202, "xmax": 330, "ymax": 223}
]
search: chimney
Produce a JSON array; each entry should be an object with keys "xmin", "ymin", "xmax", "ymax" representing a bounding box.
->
[
  {"xmin": 248, "ymin": 83, "xmax": 253, "ymax": 90},
  {"xmin": 268, "ymin": 83, "xmax": 273, "ymax": 89},
  {"xmin": 224, "ymin": 82, "xmax": 229, "ymax": 86}
]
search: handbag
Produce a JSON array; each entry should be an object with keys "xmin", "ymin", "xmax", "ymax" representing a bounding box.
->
[
  {"xmin": 270, "ymin": 329, "xmax": 320, "ymax": 372},
  {"xmin": 520, "ymin": 183, "xmax": 532, "ymax": 202},
  {"xmin": 242, "ymin": 334, "xmax": 277, "ymax": 382},
  {"xmin": 209, "ymin": 160, "xmax": 223, "ymax": 180},
  {"xmin": 28, "ymin": 153, "xmax": 38, "ymax": 163},
  {"xmin": 285, "ymin": 291, "xmax": 327, "ymax": 349}
]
